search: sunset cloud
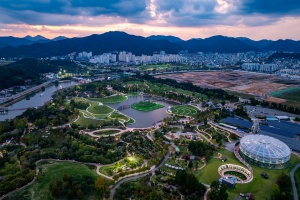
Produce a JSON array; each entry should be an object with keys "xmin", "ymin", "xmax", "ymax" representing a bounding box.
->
[{"xmin": 0, "ymin": 0, "xmax": 299, "ymax": 40}]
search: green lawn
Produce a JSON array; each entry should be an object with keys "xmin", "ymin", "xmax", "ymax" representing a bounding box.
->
[
  {"xmin": 75, "ymin": 113, "xmax": 103, "ymax": 127},
  {"xmin": 196, "ymin": 148, "xmax": 300, "ymax": 200},
  {"xmin": 94, "ymin": 130, "xmax": 120, "ymax": 135},
  {"xmin": 171, "ymin": 105, "xmax": 199, "ymax": 117},
  {"xmin": 87, "ymin": 102, "xmax": 113, "ymax": 114},
  {"xmin": 6, "ymin": 161, "xmax": 99, "ymax": 200},
  {"xmin": 110, "ymin": 112, "xmax": 129, "ymax": 121},
  {"xmin": 131, "ymin": 101, "xmax": 164, "ymax": 112},
  {"xmin": 89, "ymin": 95, "xmax": 127, "ymax": 103},
  {"xmin": 295, "ymin": 167, "xmax": 300, "ymax": 198}
]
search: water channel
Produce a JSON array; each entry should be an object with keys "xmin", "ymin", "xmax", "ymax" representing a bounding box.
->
[
  {"xmin": 1, "ymin": 84, "xmax": 178, "ymax": 128},
  {"xmin": 107, "ymin": 95, "xmax": 178, "ymax": 128},
  {"xmin": 0, "ymin": 81, "xmax": 77, "ymax": 121}
]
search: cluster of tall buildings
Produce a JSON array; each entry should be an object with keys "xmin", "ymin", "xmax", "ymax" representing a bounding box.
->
[
  {"xmin": 241, "ymin": 63, "xmax": 280, "ymax": 72},
  {"xmin": 78, "ymin": 51, "xmax": 187, "ymax": 64}
]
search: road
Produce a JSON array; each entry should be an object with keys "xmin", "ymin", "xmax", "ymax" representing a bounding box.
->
[
  {"xmin": 290, "ymin": 163, "xmax": 300, "ymax": 200},
  {"xmin": 110, "ymin": 150, "xmax": 171, "ymax": 200}
]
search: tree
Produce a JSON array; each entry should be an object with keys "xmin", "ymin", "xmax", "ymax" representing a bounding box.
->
[
  {"xmin": 208, "ymin": 181, "xmax": 228, "ymax": 200},
  {"xmin": 95, "ymin": 177, "xmax": 107, "ymax": 196},
  {"xmin": 188, "ymin": 160, "xmax": 193, "ymax": 169}
]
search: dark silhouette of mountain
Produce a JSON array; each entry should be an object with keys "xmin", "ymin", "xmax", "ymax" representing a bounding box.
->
[
  {"xmin": 263, "ymin": 40, "xmax": 300, "ymax": 52},
  {"xmin": 178, "ymin": 35, "xmax": 258, "ymax": 53},
  {"xmin": 268, "ymin": 52, "xmax": 300, "ymax": 60},
  {"xmin": 237, "ymin": 37, "xmax": 272, "ymax": 49},
  {"xmin": 0, "ymin": 36, "xmax": 34, "ymax": 48},
  {"xmin": 0, "ymin": 32, "xmax": 300, "ymax": 57},
  {"xmin": 147, "ymin": 35, "xmax": 183, "ymax": 42},
  {"xmin": 52, "ymin": 36, "xmax": 68, "ymax": 41},
  {"xmin": 0, "ymin": 31, "xmax": 183, "ymax": 57},
  {"xmin": 24, "ymin": 35, "xmax": 49, "ymax": 42}
]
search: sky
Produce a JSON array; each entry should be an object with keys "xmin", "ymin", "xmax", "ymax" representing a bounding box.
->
[{"xmin": 0, "ymin": 0, "xmax": 299, "ymax": 40}]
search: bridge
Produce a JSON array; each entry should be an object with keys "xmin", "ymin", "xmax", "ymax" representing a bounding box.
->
[
  {"xmin": 0, "ymin": 107, "xmax": 8, "ymax": 114},
  {"xmin": 117, "ymin": 105, "xmax": 131, "ymax": 111},
  {"xmin": 0, "ymin": 107, "xmax": 40, "ymax": 114}
]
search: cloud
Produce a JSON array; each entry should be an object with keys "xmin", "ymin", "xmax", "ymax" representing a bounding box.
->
[
  {"xmin": 239, "ymin": 0, "xmax": 300, "ymax": 15},
  {"xmin": 0, "ymin": 0, "xmax": 300, "ymax": 37},
  {"xmin": 0, "ymin": 0, "xmax": 149, "ymax": 25}
]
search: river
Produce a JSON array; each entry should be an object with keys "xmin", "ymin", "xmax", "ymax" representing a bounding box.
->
[{"xmin": 0, "ymin": 81, "xmax": 77, "ymax": 121}]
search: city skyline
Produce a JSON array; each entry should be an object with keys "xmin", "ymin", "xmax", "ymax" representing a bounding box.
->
[{"xmin": 0, "ymin": 0, "xmax": 299, "ymax": 40}]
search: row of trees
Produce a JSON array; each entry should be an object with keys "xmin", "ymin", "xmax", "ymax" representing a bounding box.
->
[{"xmin": 250, "ymin": 98, "xmax": 300, "ymax": 114}]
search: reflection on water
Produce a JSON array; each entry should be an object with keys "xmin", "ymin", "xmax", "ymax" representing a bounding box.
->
[
  {"xmin": 0, "ymin": 82, "xmax": 77, "ymax": 121},
  {"xmin": 107, "ymin": 95, "xmax": 177, "ymax": 128}
]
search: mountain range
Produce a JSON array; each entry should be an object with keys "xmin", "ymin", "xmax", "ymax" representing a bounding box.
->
[
  {"xmin": 0, "ymin": 35, "xmax": 68, "ymax": 48},
  {"xmin": 0, "ymin": 31, "xmax": 299, "ymax": 58}
]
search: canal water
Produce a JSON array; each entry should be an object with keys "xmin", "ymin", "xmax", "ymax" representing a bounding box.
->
[
  {"xmin": 107, "ymin": 95, "xmax": 178, "ymax": 128},
  {"xmin": 0, "ymin": 81, "xmax": 77, "ymax": 121}
]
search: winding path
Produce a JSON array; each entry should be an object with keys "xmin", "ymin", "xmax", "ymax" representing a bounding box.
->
[
  {"xmin": 290, "ymin": 163, "xmax": 300, "ymax": 200},
  {"xmin": 109, "ymin": 150, "xmax": 171, "ymax": 200}
]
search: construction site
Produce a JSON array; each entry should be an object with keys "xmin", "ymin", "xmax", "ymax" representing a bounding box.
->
[{"xmin": 156, "ymin": 71, "xmax": 297, "ymax": 101}]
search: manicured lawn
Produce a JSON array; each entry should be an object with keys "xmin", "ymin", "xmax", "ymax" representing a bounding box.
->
[
  {"xmin": 171, "ymin": 105, "xmax": 199, "ymax": 117},
  {"xmin": 89, "ymin": 95, "xmax": 127, "ymax": 103},
  {"xmin": 6, "ymin": 161, "xmax": 99, "ymax": 200},
  {"xmin": 110, "ymin": 112, "xmax": 129, "ymax": 121},
  {"xmin": 87, "ymin": 102, "xmax": 113, "ymax": 114},
  {"xmin": 75, "ymin": 113, "xmax": 103, "ymax": 127},
  {"xmin": 196, "ymin": 148, "xmax": 300, "ymax": 200},
  {"xmin": 131, "ymin": 101, "xmax": 164, "ymax": 112},
  {"xmin": 295, "ymin": 167, "xmax": 300, "ymax": 198}
]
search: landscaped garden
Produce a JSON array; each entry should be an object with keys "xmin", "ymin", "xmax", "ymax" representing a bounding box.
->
[
  {"xmin": 170, "ymin": 105, "xmax": 199, "ymax": 117},
  {"xmin": 99, "ymin": 156, "xmax": 143, "ymax": 177},
  {"xmin": 131, "ymin": 101, "xmax": 164, "ymax": 111},
  {"xmin": 73, "ymin": 97, "xmax": 135, "ymax": 128},
  {"xmin": 195, "ymin": 148, "xmax": 300, "ymax": 200}
]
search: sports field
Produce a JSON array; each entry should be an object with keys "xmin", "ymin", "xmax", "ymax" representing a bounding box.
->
[
  {"xmin": 131, "ymin": 101, "xmax": 164, "ymax": 111},
  {"xmin": 170, "ymin": 105, "xmax": 199, "ymax": 117}
]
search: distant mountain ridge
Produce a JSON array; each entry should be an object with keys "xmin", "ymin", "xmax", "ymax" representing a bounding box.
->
[
  {"xmin": 0, "ymin": 31, "xmax": 299, "ymax": 57},
  {"xmin": 147, "ymin": 35, "xmax": 183, "ymax": 42},
  {"xmin": 0, "ymin": 35, "xmax": 68, "ymax": 48}
]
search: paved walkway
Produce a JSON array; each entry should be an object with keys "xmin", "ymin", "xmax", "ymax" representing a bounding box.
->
[{"xmin": 290, "ymin": 163, "xmax": 300, "ymax": 200}]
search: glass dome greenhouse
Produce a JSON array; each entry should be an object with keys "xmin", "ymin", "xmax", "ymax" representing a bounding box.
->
[{"xmin": 239, "ymin": 135, "xmax": 291, "ymax": 169}]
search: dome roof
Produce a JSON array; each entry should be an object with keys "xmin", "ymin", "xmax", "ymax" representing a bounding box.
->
[{"xmin": 240, "ymin": 135, "xmax": 291, "ymax": 160}]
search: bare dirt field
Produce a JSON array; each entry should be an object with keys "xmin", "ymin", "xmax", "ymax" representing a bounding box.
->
[{"xmin": 156, "ymin": 71, "xmax": 293, "ymax": 98}]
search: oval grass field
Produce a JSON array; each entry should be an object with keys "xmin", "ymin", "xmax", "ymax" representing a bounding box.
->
[{"xmin": 170, "ymin": 105, "xmax": 199, "ymax": 117}]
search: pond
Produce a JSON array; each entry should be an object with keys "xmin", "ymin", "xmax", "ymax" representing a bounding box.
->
[{"xmin": 107, "ymin": 95, "xmax": 178, "ymax": 128}]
